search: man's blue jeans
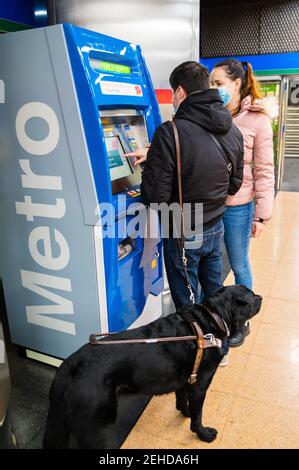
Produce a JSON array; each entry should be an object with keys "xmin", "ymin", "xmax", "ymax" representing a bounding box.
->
[
  {"xmin": 163, "ymin": 219, "xmax": 224, "ymax": 310},
  {"xmin": 223, "ymin": 201, "xmax": 254, "ymax": 290}
]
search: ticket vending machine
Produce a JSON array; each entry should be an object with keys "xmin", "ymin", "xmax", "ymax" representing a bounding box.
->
[{"xmin": 0, "ymin": 25, "xmax": 163, "ymax": 359}]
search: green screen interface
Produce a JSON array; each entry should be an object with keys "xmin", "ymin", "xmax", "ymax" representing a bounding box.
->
[{"xmin": 90, "ymin": 58, "xmax": 132, "ymax": 75}]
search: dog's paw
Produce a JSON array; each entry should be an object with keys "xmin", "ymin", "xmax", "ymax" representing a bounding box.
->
[{"xmin": 194, "ymin": 426, "xmax": 218, "ymax": 442}]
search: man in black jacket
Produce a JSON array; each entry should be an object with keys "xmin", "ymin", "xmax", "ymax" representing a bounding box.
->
[{"xmin": 132, "ymin": 62, "xmax": 244, "ymax": 308}]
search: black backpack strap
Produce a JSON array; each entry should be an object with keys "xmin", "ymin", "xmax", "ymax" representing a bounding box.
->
[{"xmin": 206, "ymin": 132, "xmax": 235, "ymax": 176}]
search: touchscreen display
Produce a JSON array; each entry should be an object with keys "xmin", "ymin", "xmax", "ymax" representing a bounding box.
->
[{"xmin": 105, "ymin": 136, "xmax": 133, "ymax": 182}]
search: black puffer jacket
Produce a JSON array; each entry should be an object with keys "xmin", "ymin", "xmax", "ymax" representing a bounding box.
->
[{"xmin": 141, "ymin": 89, "xmax": 244, "ymax": 229}]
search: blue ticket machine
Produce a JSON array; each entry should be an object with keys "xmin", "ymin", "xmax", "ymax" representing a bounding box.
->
[{"xmin": 0, "ymin": 25, "xmax": 163, "ymax": 359}]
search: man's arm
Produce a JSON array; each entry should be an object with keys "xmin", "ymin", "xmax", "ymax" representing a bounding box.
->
[
  {"xmin": 228, "ymin": 130, "xmax": 244, "ymax": 196},
  {"xmin": 141, "ymin": 123, "xmax": 176, "ymax": 205}
]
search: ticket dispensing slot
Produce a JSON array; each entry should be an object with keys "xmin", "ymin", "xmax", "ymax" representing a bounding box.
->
[{"xmin": 118, "ymin": 237, "xmax": 136, "ymax": 261}]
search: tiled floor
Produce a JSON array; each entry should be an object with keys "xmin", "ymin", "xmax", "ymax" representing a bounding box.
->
[{"xmin": 122, "ymin": 191, "xmax": 299, "ymax": 449}]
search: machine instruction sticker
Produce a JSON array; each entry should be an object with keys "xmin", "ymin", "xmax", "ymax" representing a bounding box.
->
[{"xmin": 100, "ymin": 80, "xmax": 143, "ymax": 97}]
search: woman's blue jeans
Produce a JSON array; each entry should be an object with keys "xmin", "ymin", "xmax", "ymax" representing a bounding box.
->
[
  {"xmin": 223, "ymin": 201, "xmax": 254, "ymax": 290},
  {"xmin": 222, "ymin": 201, "xmax": 254, "ymax": 355}
]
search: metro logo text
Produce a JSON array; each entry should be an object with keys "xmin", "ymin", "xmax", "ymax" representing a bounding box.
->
[{"xmin": 15, "ymin": 102, "xmax": 76, "ymax": 335}]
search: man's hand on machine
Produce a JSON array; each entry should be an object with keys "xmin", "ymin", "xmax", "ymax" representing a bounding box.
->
[{"xmin": 125, "ymin": 146, "xmax": 150, "ymax": 166}]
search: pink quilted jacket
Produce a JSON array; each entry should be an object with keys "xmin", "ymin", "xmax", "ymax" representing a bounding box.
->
[{"xmin": 226, "ymin": 96, "xmax": 275, "ymax": 221}]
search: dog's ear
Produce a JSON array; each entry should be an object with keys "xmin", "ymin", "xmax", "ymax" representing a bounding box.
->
[
  {"xmin": 205, "ymin": 289, "xmax": 230, "ymax": 317},
  {"xmin": 205, "ymin": 288, "xmax": 226, "ymax": 309}
]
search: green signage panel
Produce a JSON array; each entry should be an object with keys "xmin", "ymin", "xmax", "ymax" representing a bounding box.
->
[{"xmin": 0, "ymin": 18, "xmax": 31, "ymax": 33}]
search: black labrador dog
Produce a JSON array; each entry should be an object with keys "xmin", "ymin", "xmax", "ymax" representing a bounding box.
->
[{"xmin": 43, "ymin": 285, "xmax": 262, "ymax": 449}]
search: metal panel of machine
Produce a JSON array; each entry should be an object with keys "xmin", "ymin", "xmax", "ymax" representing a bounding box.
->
[{"xmin": 47, "ymin": 0, "xmax": 200, "ymax": 89}]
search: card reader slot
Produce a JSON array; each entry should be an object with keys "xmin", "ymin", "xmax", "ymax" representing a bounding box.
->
[{"xmin": 118, "ymin": 237, "xmax": 136, "ymax": 261}]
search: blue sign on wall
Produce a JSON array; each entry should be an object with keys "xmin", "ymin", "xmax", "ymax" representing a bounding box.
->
[
  {"xmin": 201, "ymin": 52, "xmax": 299, "ymax": 75},
  {"xmin": 0, "ymin": 0, "xmax": 48, "ymax": 27}
]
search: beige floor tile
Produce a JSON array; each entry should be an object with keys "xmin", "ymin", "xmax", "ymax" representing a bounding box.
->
[
  {"xmin": 122, "ymin": 391, "xmax": 234, "ymax": 449},
  {"xmin": 288, "ymin": 226, "xmax": 299, "ymax": 239},
  {"xmin": 252, "ymin": 322, "xmax": 299, "ymax": 363},
  {"xmin": 280, "ymin": 238, "xmax": 299, "ymax": 265},
  {"xmin": 211, "ymin": 351, "xmax": 249, "ymax": 393},
  {"xmin": 269, "ymin": 278, "xmax": 299, "ymax": 301},
  {"xmin": 237, "ymin": 354, "xmax": 299, "ymax": 411},
  {"xmin": 250, "ymin": 259, "xmax": 280, "ymax": 281},
  {"xmin": 224, "ymin": 271, "xmax": 234, "ymax": 286},
  {"xmin": 269, "ymin": 212, "xmax": 296, "ymax": 227},
  {"xmin": 274, "ymin": 262, "xmax": 299, "ymax": 282},
  {"xmin": 219, "ymin": 397, "xmax": 299, "ymax": 449},
  {"xmin": 261, "ymin": 224, "xmax": 291, "ymax": 240},
  {"xmin": 283, "ymin": 237, "xmax": 299, "ymax": 250},
  {"xmin": 271, "ymin": 199, "xmax": 297, "ymax": 212},
  {"xmin": 249, "ymin": 237, "xmax": 286, "ymax": 262},
  {"xmin": 271, "ymin": 204, "xmax": 296, "ymax": 214},
  {"xmin": 252, "ymin": 277, "xmax": 274, "ymax": 297},
  {"xmin": 274, "ymin": 191, "xmax": 298, "ymax": 202},
  {"xmin": 261, "ymin": 297, "xmax": 299, "ymax": 329}
]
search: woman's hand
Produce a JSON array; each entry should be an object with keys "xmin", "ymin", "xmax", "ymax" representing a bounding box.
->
[
  {"xmin": 252, "ymin": 221, "xmax": 265, "ymax": 238},
  {"xmin": 124, "ymin": 147, "xmax": 149, "ymax": 166}
]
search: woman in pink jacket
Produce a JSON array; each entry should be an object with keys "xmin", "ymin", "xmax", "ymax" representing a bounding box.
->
[{"xmin": 211, "ymin": 59, "xmax": 275, "ymax": 349}]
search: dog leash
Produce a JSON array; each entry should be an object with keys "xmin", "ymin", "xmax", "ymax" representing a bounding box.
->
[
  {"xmin": 89, "ymin": 329, "xmax": 221, "ymax": 348},
  {"xmin": 171, "ymin": 119, "xmax": 195, "ymax": 304},
  {"xmin": 89, "ymin": 308, "xmax": 229, "ymax": 346},
  {"xmin": 89, "ymin": 320, "xmax": 223, "ymax": 385}
]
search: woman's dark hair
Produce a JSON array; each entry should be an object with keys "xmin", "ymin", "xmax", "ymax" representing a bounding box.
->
[
  {"xmin": 169, "ymin": 61, "xmax": 210, "ymax": 94},
  {"xmin": 214, "ymin": 58, "xmax": 261, "ymax": 102}
]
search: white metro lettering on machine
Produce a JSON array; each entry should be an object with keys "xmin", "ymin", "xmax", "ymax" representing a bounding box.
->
[{"xmin": 14, "ymin": 101, "xmax": 76, "ymax": 335}]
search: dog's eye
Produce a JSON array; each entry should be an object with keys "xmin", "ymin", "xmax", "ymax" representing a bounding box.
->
[{"xmin": 236, "ymin": 298, "xmax": 248, "ymax": 306}]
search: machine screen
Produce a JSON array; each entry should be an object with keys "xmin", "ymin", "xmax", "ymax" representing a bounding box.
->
[
  {"xmin": 90, "ymin": 58, "xmax": 132, "ymax": 75},
  {"xmin": 105, "ymin": 136, "xmax": 133, "ymax": 182}
]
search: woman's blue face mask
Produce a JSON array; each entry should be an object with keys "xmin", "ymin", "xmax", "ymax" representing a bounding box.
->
[{"xmin": 217, "ymin": 87, "xmax": 232, "ymax": 107}]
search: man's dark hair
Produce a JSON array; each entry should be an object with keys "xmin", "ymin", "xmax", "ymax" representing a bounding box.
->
[{"xmin": 169, "ymin": 61, "xmax": 210, "ymax": 94}]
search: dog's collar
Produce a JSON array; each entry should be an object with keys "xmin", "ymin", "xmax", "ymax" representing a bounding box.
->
[{"xmin": 202, "ymin": 306, "xmax": 230, "ymax": 337}]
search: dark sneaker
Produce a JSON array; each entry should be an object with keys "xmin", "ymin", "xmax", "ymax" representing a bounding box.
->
[{"xmin": 229, "ymin": 323, "xmax": 250, "ymax": 347}]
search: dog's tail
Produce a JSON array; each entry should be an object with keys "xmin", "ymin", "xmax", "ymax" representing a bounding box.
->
[{"xmin": 43, "ymin": 367, "xmax": 71, "ymax": 449}]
